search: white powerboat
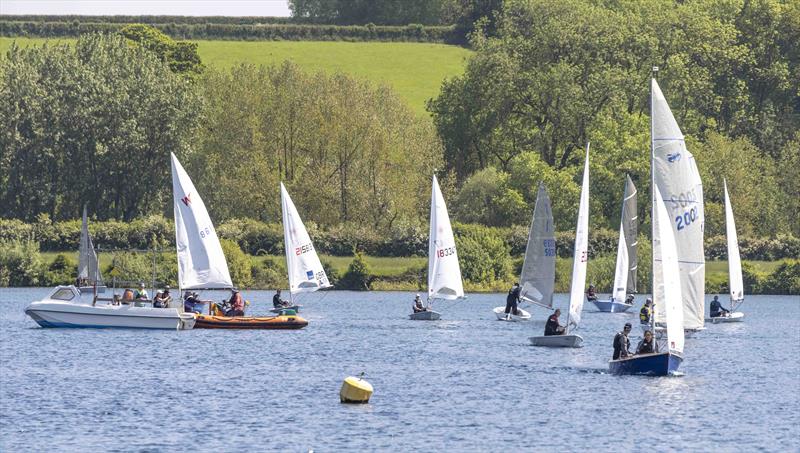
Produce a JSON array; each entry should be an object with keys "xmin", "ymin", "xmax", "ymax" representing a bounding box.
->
[{"xmin": 25, "ymin": 286, "xmax": 195, "ymax": 330}]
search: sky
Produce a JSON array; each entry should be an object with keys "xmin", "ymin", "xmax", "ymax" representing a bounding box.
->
[{"xmin": 0, "ymin": 0, "xmax": 292, "ymax": 17}]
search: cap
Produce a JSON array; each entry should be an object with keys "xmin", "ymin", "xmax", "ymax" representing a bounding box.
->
[{"xmin": 624, "ymin": 322, "xmax": 632, "ymax": 328}]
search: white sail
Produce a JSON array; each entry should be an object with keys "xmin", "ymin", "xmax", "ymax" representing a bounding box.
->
[
  {"xmin": 281, "ymin": 183, "xmax": 331, "ymax": 294},
  {"xmin": 567, "ymin": 145, "xmax": 590, "ymax": 329},
  {"xmin": 171, "ymin": 153, "xmax": 233, "ymax": 290},
  {"xmin": 428, "ymin": 175, "xmax": 464, "ymax": 300},
  {"xmin": 519, "ymin": 184, "xmax": 555, "ymax": 308},
  {"xmin": 654, "ymin": 185, "xmax": 684, "ymax": 354},
  {"xmin": 651, "ymin": 79, "xmax": 705, "ymax": 330},
  {"xmin": 78, "ymin": 205, "xmax": 101, "ymax": 284},
  {"xmin": 724, "ymin": 179, "xmax": 744, "ymax": 303},
  {"xmin": 611, "ymin": 175, "xmax": 637, "ymax": 302}
]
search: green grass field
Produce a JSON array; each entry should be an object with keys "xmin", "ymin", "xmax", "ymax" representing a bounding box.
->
[{"xmin": 0, "ymin": 38, "xmax": 471, "ymax": 115}]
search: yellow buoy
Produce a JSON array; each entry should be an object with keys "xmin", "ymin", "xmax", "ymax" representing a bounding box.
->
[{"xmin": 340, "ymin": 375, "xmax": 373, "ymax": 404}]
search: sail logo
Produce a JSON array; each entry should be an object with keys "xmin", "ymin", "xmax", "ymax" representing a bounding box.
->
[
  {"xmin": 295, "ymin": 243, "xmax": 314, "ymax": 255},
  {"xmin": 437, "ymin": 246, "xmax": 456, "ymax": 258},
  {"xmin": 181, "ymin": 193, "xmax": 192, "ymax": 206},
  {"xmin": 306, "ymin": 270, "xmax": 314, "ymax": 280},
  {"xmin": 667, "ymin": 153, "xmax": 681, "ymax": 163}
]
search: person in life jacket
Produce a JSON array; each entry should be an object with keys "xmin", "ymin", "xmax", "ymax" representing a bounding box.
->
[
  {"xmin": 640, "ymin": 298, "xmax": 654, "ymax": 325},
  {"xmin": 636, "ymin": 329, "xmax": 658, "ymax": 354},
  {"xmin": 226, "ymin": 289, "xmax": 245, "ymax": 317},
  {"xmin": 586, "ymin": 284, "xmax": 597, "ymax": 302},
  {"xmin": 625, "ymin": 294, "xmax": 635, "ymax": 305},
  {"xmin": 412, "ymin": 294, "xmax": 426, "ymax": 313},
  {"xmin": 504, "ymin": 283, "xmax": 521, "ymax": 319},
  {"xmin": 544, "ymin": 309, "xmax": 566, "ymax": 336},
  {"xmin": 613, "ymin": 323, "xmax": 632, "ymax": 360},
  {"xmin": 709, "ymin": 295, "xmax": 730, "ymax": 318}
]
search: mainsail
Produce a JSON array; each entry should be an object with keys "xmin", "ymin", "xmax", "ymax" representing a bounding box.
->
[
  {"xmin": 724, "ymin": 179, "xmax": 744, "ymax": 303},
  {"xmin": 651, "ymin": 78, "xmax": 705, "ymax": 330},
  {"xmin": 281, "ymin": 183, "xmax": 331, "ymax": 294},
  {"xmin": 428, "ymin": 175, "xmax": 464, "ymax": 301},
  {"xmin": 519, "ymin": 183, "xmax": 555, "ymax": 308},
  {"xmin": 77, "ymin": 205, "xmax": 102, "ymax": 284},
  {"xmin": 567, "ymin": 145, "xmax": 590, "ymax": 329},
  {"xmin": 611, "ymin": 175, "xmax": 637, "ymax": 302},
  {"xmin": 654, "ymin": 185, "xmax": 684, "ymax": 355},
  {"xmin": 171, "ymin": 153, "xmax": 233, "ymax": 290}
]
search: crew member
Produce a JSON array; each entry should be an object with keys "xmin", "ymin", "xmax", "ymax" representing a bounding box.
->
[
  {"xmin": 227, "ymin": 289, "xmax": 245, "ymax": 317},
  {"xmin": 613, "ymin": 323, "xmax": 632, "ymax": 360},
  {"xmin": 709, "ymin": 295, "xmax": 729, "ymax": 318},
  {"xmin": 544, "ymin": 309, "xmax": 566, "ymax": 336},
  {"xmin": 504, "ymin": 283, "xmax": 521, "ymax": 319},
  {"xmin": 586, "ymin": 284, "xmax": 597, "ymax": 302},
  {"xmin": 640, "ymin": 298, "xmax": 653, "ymax": 326},
  {"xmin": 636, "ymin": 330, "xmax": 657, "ymax": 354},
  {"xmin": 412, "ymin": 294, "xmax": 426, "ymax": 313}
]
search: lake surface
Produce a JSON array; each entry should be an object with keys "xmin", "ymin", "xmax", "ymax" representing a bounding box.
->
[{"xmin": 1, "ymin": 288, "xmax": 798, "ymax": 452}]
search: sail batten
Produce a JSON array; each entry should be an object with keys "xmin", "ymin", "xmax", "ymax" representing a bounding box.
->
[
  {"xmin": 171, "ymin": 153, "xmax": 233, "ymax": 290},
  {"xmin": 281, "ymin": 183, "xmax": 331, "ymax": 295},
  {"xmin": 724, "ymin": 180, "xmax": 744, "ymax": 303},
  {"xmin": 519, "ymin": 184, "xmax": 555, "ymax": 309},
  {"xmin": 428, "ymin": 175, "xmax": 464, "ymax": 301},
  {"xmin": 651, "ymin": 78, "xmax": 705, "ymax": 330}
]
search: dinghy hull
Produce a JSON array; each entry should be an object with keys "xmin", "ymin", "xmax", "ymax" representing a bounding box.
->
[
  {"xmin": 529, "ymin": 334, "xmax": 583, "ymax": 348},
  {"xmin": 591, "ymin": 299, "xmax": 633, "ymax": 313},
  {"xmin": 409, "ymin": 310, "xmax": 441, "ymax": 321},
  {"xmin": 608, "ymin": 352, "xmax": 682, "ymax": 376},
  {"xmin": 269, "ymin": 304, "xmax": 301, "ymax": 314},
  {"xmin": 706, "ymin": 312, "xmax": 744, "ymax": 323},
  {"xmin": 492, "ymin": 306, "xmax": 531, "ymax": 321},
  {"xmin": 194, "ymin": 314, "xmax": 307, "ymax": 329}
]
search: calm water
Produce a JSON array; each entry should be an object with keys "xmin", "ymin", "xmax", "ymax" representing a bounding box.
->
[{"xmin": 1, "ymin": 288, "xmax": 798, "ymax": 452}]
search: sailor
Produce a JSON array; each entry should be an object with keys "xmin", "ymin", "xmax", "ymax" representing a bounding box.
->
[
  {"xmin": 412, "ymin": 294, "xmax": 426, "ymax": 313},
  {"xmin": 134, "ymin": 282, "xmax": 149, "ymax": 300},
  {"xmin": 709, "ymin": 295, "xmax": 729, "ymax": 318},
  {"xmin": 544, "ymin": 308, "xmax": 566, "ymax": 336},
  {"xmin": 636, "ymin": 329, "xmax": 657, "ymax": 354},
  {"xmin": 640, "ymin": 298, "xmax": 653, "ymax": 325},
  {"xmin": 586, "ymin": 284, "xmax": 597, "ymax": 302},
  {"xmin": 153, "ymin": 290, "xmax": 165, "ymax": 308},
  {"xmin": 184, "ymin": 291, "xmax": 203, "ymax": 313},
  {"xmin": 613, "ymin": 323, "xmax": 632, "ymax": 360},
  {"xmin": 272, "ymin": 289, "xmax": 289, "ymax": 309},
  {"xmin": 227, "ymin": 289, "xmax": 245, "ymax": 317},
  {"xmin": 625, "ymin": 294, "xmax": 635, "ymax": 305},
  {"xmin": 504, "ymin": 283, "xmax": 521, "ymax": 319}
]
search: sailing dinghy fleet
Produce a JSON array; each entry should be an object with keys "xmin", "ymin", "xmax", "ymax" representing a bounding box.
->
[{"xmin": 23, "ymin": 76, "xmax": 745, "ymax": 375}]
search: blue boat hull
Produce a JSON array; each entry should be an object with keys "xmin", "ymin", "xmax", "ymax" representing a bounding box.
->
[
  {"xmin": 608, "ymin": 352, "xmax": 683, "ymax": 376},
  {"xmin": 591, "ymin": 299, "xmax": 633, "ymax": 313}
]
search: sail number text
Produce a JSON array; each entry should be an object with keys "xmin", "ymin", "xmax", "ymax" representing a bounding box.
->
[
  {"xmin": 675, "ymin": 206, "xmax": 698, "ymax": 231},
  {"xmin": 295, "ymin": 243, "xmax": 314, "ymax": 255},
  {"xmin": 543, "ymin": 239, "xmax": 556, "ymax": 257},
  {"xmin": 437, "ymin": 246, "xmax": 456, "ymax": 258},
  {"xmin": 199, "ymin": 227, "xmax": 212, "ymax": 239}
]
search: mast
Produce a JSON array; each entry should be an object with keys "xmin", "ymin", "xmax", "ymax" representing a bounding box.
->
[{"xmin": 650, "ymin": 66, "xmax": 657, "ymax": 333}]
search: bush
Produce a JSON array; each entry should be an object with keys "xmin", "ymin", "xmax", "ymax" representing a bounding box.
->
[
  {"xmin": 761, "ymin": 260, "xmax": 800, "ymax": 295},
  {"xmin": 47, "ymin": 253, "xmax": 76, "ymax": 286},
  {"xmin": 220, "ymin": 238, "xmax": 253, "ymax": 288},
  {"xmin": 454, "ymin": 224, "xmax": 511, "ymax": 285},
  {"xmin": 0, "ymin": 240, "xmax": 47, "ymax": 286},
  {"xmin": 337, "ymin": 251, "xmax": 373, "ymax": 290},
  {"xmin": 251, "ymin": 257, "xmax": 287, "ymax": 289}
]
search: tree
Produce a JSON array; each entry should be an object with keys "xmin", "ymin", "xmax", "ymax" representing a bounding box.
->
[
  {"xmin": 118, "ymin": 24, "xmax": 204, "ymax": 78},
  {"xmin": 289, "ymin": 0, "xmax": 446, "ymax": 25}
]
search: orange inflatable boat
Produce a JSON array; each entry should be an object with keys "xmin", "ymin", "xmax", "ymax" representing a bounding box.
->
[{"xmin": 193, "ymin": 312, "xmax": 308, "ymax": 329}]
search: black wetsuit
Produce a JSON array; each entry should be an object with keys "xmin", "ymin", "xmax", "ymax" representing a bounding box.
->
[
  {"xmin": 636, "ymin": 338, "xmax": 656, "ymax": 354},
  {"xmin": 710, "ymin": 299, "xmax": 728, "ymax": 317},
  {"xmin": 273, "ymin": 293, "xmax": 283, "ymax": 308},
  {"xmin": 544, "ymin": 315, "xmax": 564, "ymax": 336},
  {"xmin": 504, "ymin": 286, "xmax": 521, "ymax": 315},
  {"xmin": 613, "ymin": 332, "xmax": 631, "ymax": 360}
]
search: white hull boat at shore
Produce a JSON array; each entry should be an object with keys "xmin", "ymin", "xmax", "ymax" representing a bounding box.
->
[{"xmin": 24, "ymin": 286, "xmax": 195, "ymax": 330}]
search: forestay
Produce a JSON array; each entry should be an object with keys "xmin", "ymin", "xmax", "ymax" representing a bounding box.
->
[
  {"xmin": 651, "ymin": 79, "xmax": 705, "ymax": 330},
  {"xmin": 654, "ymin": 185, "xmax": 684, "ymax": 354},
  {"xmin": 281, "ymin": 183, "xmax": 331, "ymax": 294},
  {"xmin": 519, "ymin": 184, "xmax": 555, "ymax": 308},
  {"xmin": 611, "ymin": 175, "xmax": 637, "ymax": 302},
  {"xmin": 428, "ymin": 175, "xmax": 464, "ymax": 301},
  {"xmin": 77, "ymin": 205, "xmax": 102, "ymax": 284},
  {"xmin": 568, "ymin": 145, "xmax": 590, "ymax": 329},
  {"xmin": 171, "ymin": 153, "xmax": 233, "ymax": 290},
  {"xmin": 724, "ymin": 179, "xmax": 744, "ymax": 303}
]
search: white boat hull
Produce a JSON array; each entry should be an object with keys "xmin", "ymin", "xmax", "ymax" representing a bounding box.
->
[
  {"xmin": 644, "ymin": 324, "xmax": 705, "ymax": 338},
  {"xmin": 493, "ymin": 306, "xmax": 531, "ymax": 321},
  {"xmin": 25, "ymin": 301, "xmax": 195, "ymax": 330},
  {"xmin": 269, "ymin": 304, "xmax": 301, "ymax": 314},
  {"xmin": 706, "ymin": 312, "xmax": 745, "ymax": 323},
  {"xmin": 409, "ymin": 310, "xmax": 441, "ymax": 321},
  {"xmin": 529, "ymin": 334, "xmax": 583, "ymax": 348}
]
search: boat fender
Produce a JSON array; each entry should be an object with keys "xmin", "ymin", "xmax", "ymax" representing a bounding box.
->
[{"xmin": 340, "ymin": 375, "xmax": 373, "ymax": 404}]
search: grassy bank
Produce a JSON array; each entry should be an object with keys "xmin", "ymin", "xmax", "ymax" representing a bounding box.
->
[{"xmin": 0, "ymin": 38, "xmax": 471, "ymax": 115}]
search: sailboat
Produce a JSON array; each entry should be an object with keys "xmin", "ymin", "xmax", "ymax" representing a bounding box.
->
[
  {"xmin": 170, "ymin": 154, "xmax": 307, "ymax": 329},
  {"xmin": 409, "ymin": 174, "xmax": 465, "ymax": 320},
  {"xmin": 592, "ymin": 175, "xmax": 638, "ymax": 312},
  {"xmin": 530, "ymin": 144, "xmax": 589, "ymax": 347},
  {"xmin": 493, "ymin": 184, "xmax": 554, "ymax": 321},
  {"xmin": 609, "ymin": 185, "xmax": 684, "ymax": 375},
  {"xmin": 707, "ymin": 179, "xmax": 745, "ymax": 323},
  {"xmin": 272, "ymin": 182, "xmax": 332, "ymax": 313},
  {"xmin": 650, "ymin": 75, "xmax": 706, "ymax": 334},
  {"xmin": 76, "ymin": 205, "xmax": 105, "ymax": 292}
]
